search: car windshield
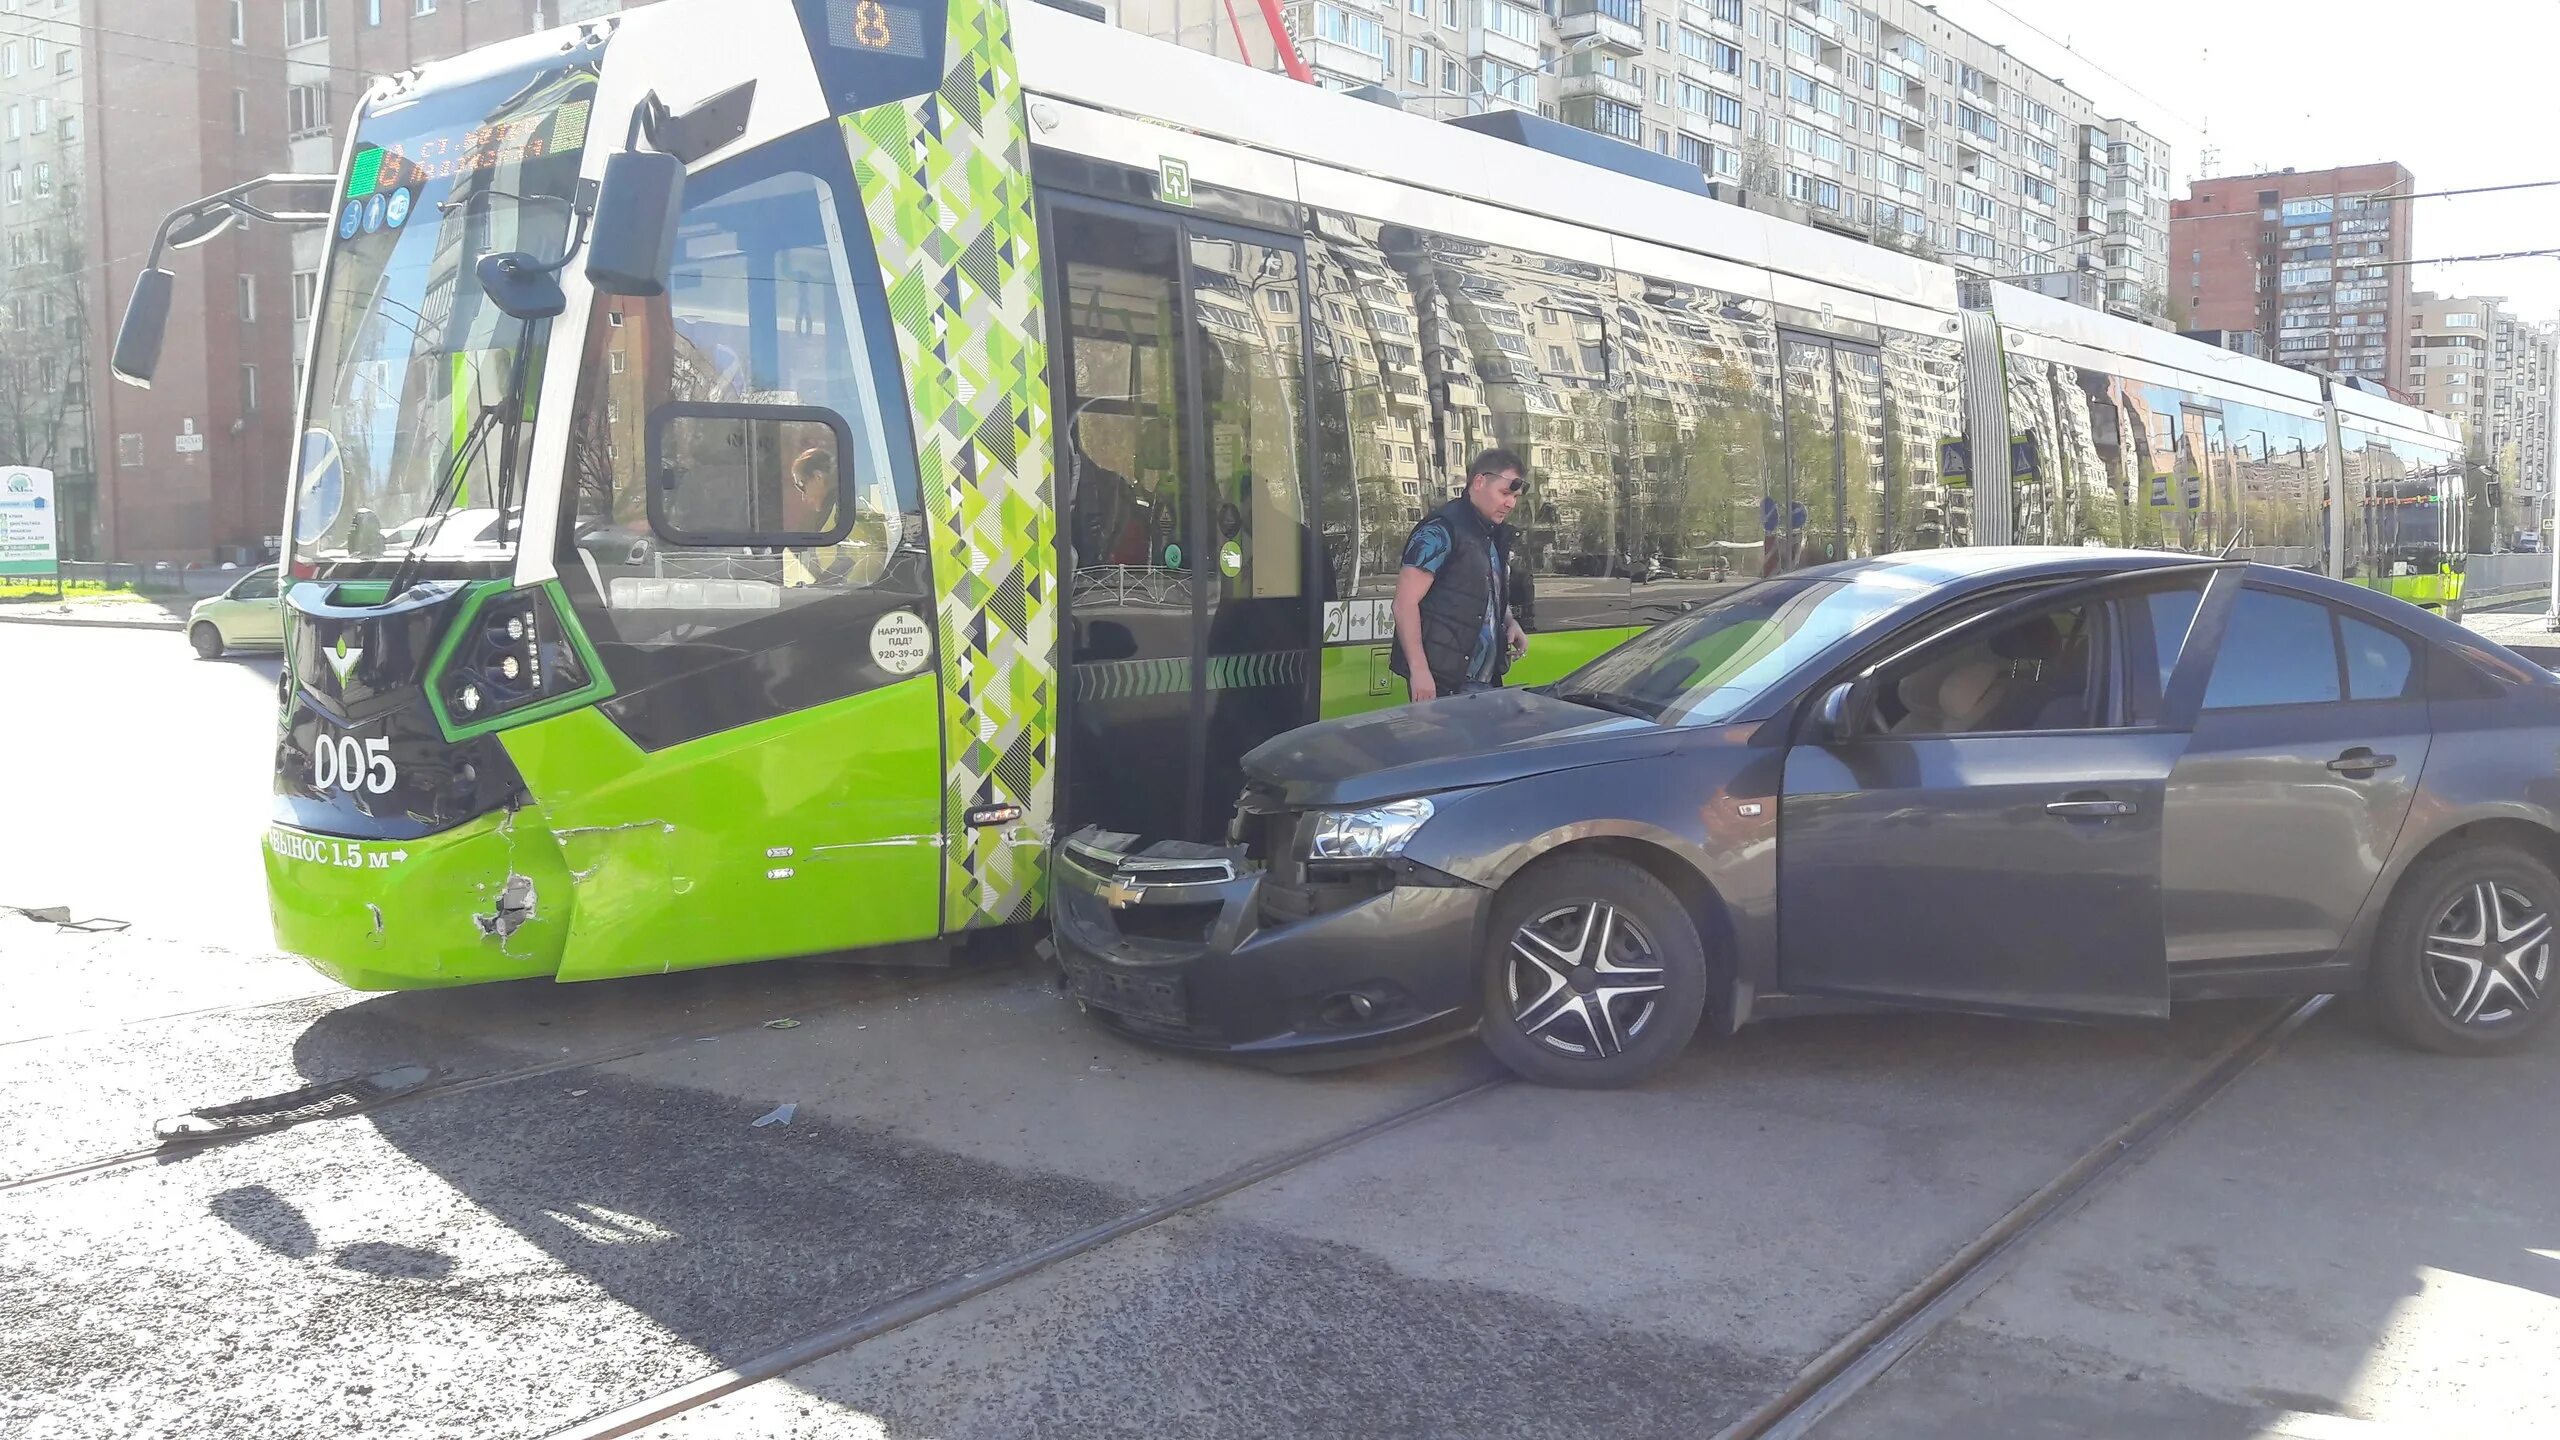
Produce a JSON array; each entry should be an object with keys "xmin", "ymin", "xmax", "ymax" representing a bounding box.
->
[
  {"xmin": 1551, "ymin": 573, "xmax": 1928, "ymax": 725},
  {"xmin": 291, "ymin": 57, "xmax": 598, "ymax": 577}
]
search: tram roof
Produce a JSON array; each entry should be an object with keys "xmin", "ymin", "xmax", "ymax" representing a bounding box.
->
[{"xmin": 1010, "ymin": 1, "xmax": 1960, "ymax": 323}]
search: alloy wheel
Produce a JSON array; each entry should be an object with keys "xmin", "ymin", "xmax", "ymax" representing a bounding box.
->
[
  {"xmin": 1504, "ymin": 901, "xmax": 1666, "ymax": 1059},
  {"xmin": 2422, "ymin": 879, "xmax": 2551, "ymax": 1027}
]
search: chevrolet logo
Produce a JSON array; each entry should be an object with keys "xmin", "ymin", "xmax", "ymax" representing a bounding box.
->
[{"xmin": 1095, "ymin": 878, "xmax": 1147, "ymax": 909}]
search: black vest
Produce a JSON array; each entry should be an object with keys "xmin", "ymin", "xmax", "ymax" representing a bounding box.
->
[{"xmin": 1392, "ymin": 498, "xmax": 1515, "ymax": 687}]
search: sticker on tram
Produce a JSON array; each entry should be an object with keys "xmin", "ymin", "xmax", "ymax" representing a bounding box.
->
[{"xmin": 267, "ymin": 827, "xmax": 410, "ymax": 870}]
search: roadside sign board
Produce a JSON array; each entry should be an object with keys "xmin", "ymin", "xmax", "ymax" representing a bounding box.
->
[{"xmin": 0, "ymin": 466, "xmax": 57, "ymax": 579}]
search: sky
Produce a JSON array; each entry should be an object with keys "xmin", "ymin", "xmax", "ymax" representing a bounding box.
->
[{"xmin": 1926, "ymin": 0, "xmax": 2560, "ymax": 323}]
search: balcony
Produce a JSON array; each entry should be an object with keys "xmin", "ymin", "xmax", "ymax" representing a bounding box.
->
[
  {"xmin": 1558, "ymin": 0, "xmax": 1644, "ymax": 53},
  {"xmin": 1558, "ymin": 68, "xmax": 1642, "ymax": 106},
  {"xmin": 1300, "ymin": 38, "xmax": 1387, "ymax": 85}
]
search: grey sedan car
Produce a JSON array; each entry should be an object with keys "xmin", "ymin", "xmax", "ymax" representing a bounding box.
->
[{"xmin": 1053, "ymin": 549, "xmax": 2560, "ymax": 1088}]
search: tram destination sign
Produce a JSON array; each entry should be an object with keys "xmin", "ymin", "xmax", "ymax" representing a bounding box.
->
[{"xmin": 0, "ymin": 466, "xmax": 57, "ymax": 579}]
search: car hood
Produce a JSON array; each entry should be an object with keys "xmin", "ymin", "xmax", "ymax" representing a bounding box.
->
[{"xmin": 1241, "ymin": 688, "xmax": 1673, "ymax": 809}]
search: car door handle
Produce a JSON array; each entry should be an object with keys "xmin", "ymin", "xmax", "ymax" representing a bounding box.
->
[
  {"xmin": 2326, "ymin": 749, "xmax": 2398, "ymax": 774},
  {"xmin": 2046, "ymin": 799, "xmax": 2138, "ymax": 818}
]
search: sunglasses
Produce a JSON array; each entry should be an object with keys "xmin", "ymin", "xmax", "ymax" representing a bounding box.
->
[{"xmin": 1483, "ymin": 475, "xmax": 1527, "ymax": 496}]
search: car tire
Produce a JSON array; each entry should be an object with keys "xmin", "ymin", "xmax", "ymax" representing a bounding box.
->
[
  {"xmin": 189, "ymin": 622, "xmax": 225, "ymax": 660},
  {"xmin": 1477, "ymin": 855, "xmax": 1709, "ymax": 1088},
  {"xmin": 2368, "ymin": 843, "xmax": 2560, "ymax": 1058}
]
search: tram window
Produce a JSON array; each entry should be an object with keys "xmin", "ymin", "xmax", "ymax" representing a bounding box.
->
[{"xmin": 561, "ymin": 125, "xmax": 922, "ymax": 691}]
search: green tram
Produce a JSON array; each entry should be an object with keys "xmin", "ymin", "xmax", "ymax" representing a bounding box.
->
[{"xmin": 110, "ymin": 0, "xmax": 2463, "ymax": 988}]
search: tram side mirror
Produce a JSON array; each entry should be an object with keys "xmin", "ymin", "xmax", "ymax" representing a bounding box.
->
[
  {"xmin": 111, "ymin": 267, "xmax": 177, "ymax": 388},
  {"xmin": 586, "ymin": 150, "xmax": 685, "ymax": 298}
]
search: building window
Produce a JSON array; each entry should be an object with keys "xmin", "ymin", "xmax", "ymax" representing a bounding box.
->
[
  {"xmin": 242, "ymin": 364, "xmax": 259, "ymax": 414},
  {"xmin": 369, "ymin": 0, "xmax": 383, "ymax": 22},
  {"xmin": 52, "ymin": 45, "xmax": 68, "ymax": 75},
  {"xmin": 238, "ymin": 273, "xmax": 257, "ymax": 322},
  {"xmin": 1408, "ymin": 45, "xmax": 1427, "ymax": 86},
  {"xmin": 415, "ymin": 0, "xmax": 437, "ymax": 13},
  {"xmin": 4, "ymin": 107, "xmax": 16, "ymax": 142},
  {"xmin": 288, "ymin": 83, "xmax": 330, "ymax": 138},
  {"xmin": 1, "ymin": 44, "xmax": 14, "ymax": 78},
  {"xmin": 1443, "ymin": 0, "xmax": 1459, "ymax": 28},
  {"xmin": 1444, "ymin": 58, "xmax": 1459, "ymax": 92},
  {"xmin": 229, "ymin": 0, "xmax": 245, "ymax": 42},
  {"xmin": 292, "ymin": 270, "xmax": 318, "ymax": 322},
  {"xmin": 235, "ymin": 90, "xmax": 249, "ymax": 135},
  {"xmin": 286, "ymin": 0, "xmax": 328, "ymax": 45},
  {"xmin": 31, "ymin": 162, "xmax": 48, "ymax": 198}
]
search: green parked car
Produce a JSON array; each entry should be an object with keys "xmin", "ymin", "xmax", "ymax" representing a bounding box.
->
[{"xmin": 188, "ymin": 565, "xmax": 285, "ymax": 658}]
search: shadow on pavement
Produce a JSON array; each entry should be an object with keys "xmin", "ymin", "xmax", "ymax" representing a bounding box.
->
[{"xmin": 218, "ymin": 986, "xmax": 2301, "ymax": 1439}]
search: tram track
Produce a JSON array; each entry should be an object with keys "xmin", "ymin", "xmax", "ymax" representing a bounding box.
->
[
  {"xmin": 0, "ymin": 960, "xmax": 1018, "ymax": 1197},
  {"xmin": 536, "ymin": 996, "xmax": 2327, "ymax": 1440},
  {"xmin": 543, "ymin": 1069, "xmax": 1518, "ymax": 1440},
  {"xmin": 1716, "ymin": 995, "xmax": 2329, "ymax": 1440}
]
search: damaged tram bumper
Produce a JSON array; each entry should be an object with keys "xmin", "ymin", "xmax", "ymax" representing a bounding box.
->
[
  {"xmin": 1049, "ymin": 815, "xmax": 1493, "ymax": 1066},
  {"xmin": 266, "ymin": 579, "xmax": 598, "ymax": 990}
]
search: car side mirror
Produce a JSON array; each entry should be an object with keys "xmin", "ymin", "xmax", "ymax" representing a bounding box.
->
[{"xmin": 1816, "ymin": 680, "xmax": 1862, "ymax": 741}]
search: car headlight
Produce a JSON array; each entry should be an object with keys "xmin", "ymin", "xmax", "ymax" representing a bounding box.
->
[{"xmin": 1306, "ymin": 797, "xmax": 1436, "ymax": 860}]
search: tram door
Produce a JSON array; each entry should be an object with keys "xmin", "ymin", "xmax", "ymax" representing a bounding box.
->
[
  {"xmin": 1045, "ymin": 200, "xmax": 1319, "ymax": 842},
  {"xmin": 1774, "ymin": 334, "xmax": 1885, "ymax": 571}
]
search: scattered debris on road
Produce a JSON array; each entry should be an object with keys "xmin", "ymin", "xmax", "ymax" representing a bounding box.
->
[
  {"xmin": 764, "ymin": 1018, "xmax": 801, "ymax": 1030},
  {"xmin": 751, "ymin": 1103, "xmax": 797, "ymax": 1128},
  {"xmin": 153, "ymin": 1064, "xmax": 434, "ymax": 1146},
  {"xmin": 7, "ymin": 902, "xmax": 131, "ymax": 933}
]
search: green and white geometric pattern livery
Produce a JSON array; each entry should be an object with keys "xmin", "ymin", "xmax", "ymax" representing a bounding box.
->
[{"xmin": 843, "ymin": 0, "xmax": 1058, "ymax": 928}]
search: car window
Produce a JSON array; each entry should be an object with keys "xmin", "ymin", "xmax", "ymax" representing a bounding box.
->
[
  {"xmin": 2343, "ymin": 616, "xmax": 2416, "ymax": 700},
  {"xmin": 2203, "ymin": 588, "xmax": 2341, "ymax": 709},
  {"xmin": 232, "ymin": 571, "xmax": 279, "ymax": 600},
  {"xmin": 1869, "ymin": 595, "xmax": 2110, "ymax": 736},
  {"xmin": 2144, "ymin": 586, "xmax": 2204, "ymax": 699},
  {"xmin": 1553, "ymin": 573, "xmax": 1931, "ymax": 725}
]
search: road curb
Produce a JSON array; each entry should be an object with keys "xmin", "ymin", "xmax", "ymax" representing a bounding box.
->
[{"xmin": 0, "ymin": 611, "xmax": 188, "ymax": 633}]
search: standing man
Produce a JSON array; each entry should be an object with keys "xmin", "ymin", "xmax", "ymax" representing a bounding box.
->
[{"xmin": 1392, "ymin": 448, "xmax": 1530, "ymax": 702}]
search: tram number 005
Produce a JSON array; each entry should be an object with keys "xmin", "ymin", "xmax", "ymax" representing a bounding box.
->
[{"xmin": 313, "ymin": 734, "xmax": 399, "ymax": 795}]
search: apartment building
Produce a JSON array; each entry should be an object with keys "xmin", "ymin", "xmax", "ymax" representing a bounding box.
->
[
  {"xmin": 0, "ymin": 0, "xmax": 97, "ymax": 556},
  {"xmin": 2169, "ymin": 163, "xmax": 2414, "ymax": 390},
  {"xmin": 2403, "ymin": 293, "xmax": 2559, "ymax": 545},
  {"xmin": 1132, "ymin": 0, "xmax": 2172, "ymax": 318},
  {"xmin": 0, "ymin": 0, "xmax": 650, "ymax": 564},
  {"xmin": 2488, "ymin": 311, "xmax": 2554, "ymax": 531}
]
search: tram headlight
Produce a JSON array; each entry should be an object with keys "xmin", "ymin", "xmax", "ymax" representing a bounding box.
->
[{"xmin": 435, "ymin": 586, "xmax": 595, "ymax": 732}]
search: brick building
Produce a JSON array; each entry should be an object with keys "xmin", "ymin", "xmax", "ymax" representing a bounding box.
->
[
  {"xmin": 2169, "ymin": 163, "xmax": 2415, "ymax": 391},
  {"xmin": 0, "ymin": 0, "xmax": 646, "ymax": 564}
]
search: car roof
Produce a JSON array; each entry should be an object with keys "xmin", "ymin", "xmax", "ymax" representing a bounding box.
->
[
  {"xmin": 1793, "ymin": 545, "xmax": 2211, "ymax": 593},
  {"xmin": 1792, "ymin": 546, "xmax": 2551, "ymax": 680}
]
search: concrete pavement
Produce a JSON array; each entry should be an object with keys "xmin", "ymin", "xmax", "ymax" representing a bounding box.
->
[
  {"xmin": 1809, "ymin": 1011, "xmax": 2560, "ymax": 1438},
  {"xmin": 9, "ymin": 615, "xmax": 2560, "ymax": 1439}
]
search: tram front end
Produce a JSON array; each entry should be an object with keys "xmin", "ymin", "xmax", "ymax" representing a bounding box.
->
[{"xmin": 109, "ymin": 0, "xmax": 1061, "ymax": 988}]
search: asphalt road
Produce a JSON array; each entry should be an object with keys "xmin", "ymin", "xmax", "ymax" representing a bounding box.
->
[{"xmin": 3, "ymin": 620, "xmax": 2556, "ymax": 1439}]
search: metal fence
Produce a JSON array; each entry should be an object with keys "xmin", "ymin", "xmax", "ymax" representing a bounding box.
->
[{"xmin": 2464, "ymin": 552, "xmax": 2550, "ymax": 600}]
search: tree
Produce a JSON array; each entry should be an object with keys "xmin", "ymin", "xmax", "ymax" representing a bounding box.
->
[{"xmin": 0, "ymin": 216, "xmax": 90, "ymax": 476}]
